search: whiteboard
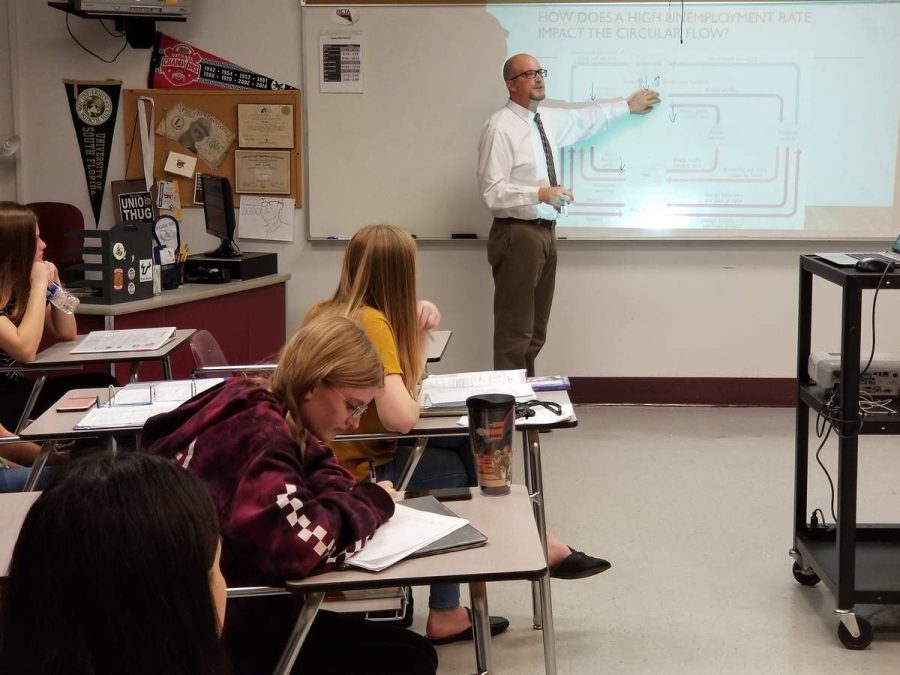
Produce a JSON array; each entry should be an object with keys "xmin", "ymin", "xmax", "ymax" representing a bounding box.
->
[{"xmin": 302, "ymin": 2, "xmax": 900, "ymax": 241}]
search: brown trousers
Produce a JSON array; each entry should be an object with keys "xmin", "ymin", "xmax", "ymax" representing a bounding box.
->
[{"xmin": 487, "ymin": 218, "xmax": 557, "ymax": 376}]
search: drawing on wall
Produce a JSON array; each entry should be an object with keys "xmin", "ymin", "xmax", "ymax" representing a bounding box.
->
[{"xmin": 239, "ymin": 196, "xmax": 295, "ymax": 241}]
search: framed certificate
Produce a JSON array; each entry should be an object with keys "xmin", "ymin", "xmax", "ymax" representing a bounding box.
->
[
  {"xmin": 234, "ymin": 150, "xmax": 292, "ymax": 195},
  {"xmin": 238, "ymin": 104, "xmax": 295, "ymax": 148}
]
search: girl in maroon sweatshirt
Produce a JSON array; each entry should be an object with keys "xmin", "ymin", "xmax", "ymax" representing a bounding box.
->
[{"xmin": 144, "ymin": 315, "xmax": 437, "ymax": 675}]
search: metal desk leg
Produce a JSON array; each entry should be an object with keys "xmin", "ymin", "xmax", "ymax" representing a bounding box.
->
[
  {"xmin": 23, "ymin": 441, "xmax": 56, "ymax": 492},
  {"xmin": 272, "ymin": 591, "xmax": 324, "ymax": 675},
  {"xmin": 16, "ymin": 373, "xmax": 47, "ymax": 433},
  {"xmin": 163, "ymin": 355, "xmax": 173, "ymax": 380},
  {"xmin": 396, "ymin": 437, "xmax": 428, "ymax": 491},
  {"xmin": 129, "ymin": 362, "xmax": 140, "ymax": 383},
  {"xmin": 469, "ymin": 580, "xmax": 492, "ymax": 675},
  {"xmin": 522, "ymin": 429, "xmax": 542, "ymax": 627},
  {"xmin": 521, "ymin": 428, "xmax": 533, "ymax": 488},
  {"xmin": 525, "ymin": 428, "xmax": 557, "ymax": 675}
]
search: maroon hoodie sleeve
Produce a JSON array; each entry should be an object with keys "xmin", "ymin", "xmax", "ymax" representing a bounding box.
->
[{"xmin": 225, "ymin": 427, "xmax": 395, "ymax": 581}]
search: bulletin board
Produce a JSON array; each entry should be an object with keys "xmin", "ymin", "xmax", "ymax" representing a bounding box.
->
[{"xmin": 123, "ymin": 89, "xmax": 302, "ymax": 207}]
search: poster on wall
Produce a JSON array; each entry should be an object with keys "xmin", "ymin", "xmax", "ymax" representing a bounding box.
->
[
  {"xmin": 319, "ymin": 33, "xmax": 363, "ymax": 94},
  {"xmin": 148, "ymin": 33, "xmax": 297, "ymax": 91},
  {"xmin": 63, "ymin": 79, "xmax": 121, "ymax": 227}
]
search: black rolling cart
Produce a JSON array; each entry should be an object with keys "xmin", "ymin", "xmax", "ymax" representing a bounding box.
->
[{"xmin": 792, "ymin": 254, "xmax": 900, "ymax": 650}]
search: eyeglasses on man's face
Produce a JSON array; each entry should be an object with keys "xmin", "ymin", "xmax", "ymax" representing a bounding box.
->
[
  {"xmin": 335, "ymin": 389, "xmax": 369, "ymax": 419},
  {"xmin": 507, "ymin": 68, "xmax": 548, "ymax": 81}
]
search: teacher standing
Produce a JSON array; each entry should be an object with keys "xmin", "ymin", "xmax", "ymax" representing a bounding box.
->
[{"xmin": 477, "ymin": 53, "xmax": 659, "ymax": 374}]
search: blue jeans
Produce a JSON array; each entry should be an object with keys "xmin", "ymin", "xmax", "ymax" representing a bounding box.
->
[
  {"xmin": 0, "ymin": 466, "xmax": 55, "ymax": 492},
  {"xmin": 375, "ymin": 436, "xmax": 476, "ymax": 611}
]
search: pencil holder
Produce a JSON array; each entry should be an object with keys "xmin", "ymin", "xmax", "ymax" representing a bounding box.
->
[{"xmin": 161, "ymin": 262, "xmax": 184, "ymax": 290}]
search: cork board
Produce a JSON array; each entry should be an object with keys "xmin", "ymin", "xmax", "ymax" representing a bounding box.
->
[{"xmin": 123, "ymin": 89, "xmax": 302, "ymax": 208}]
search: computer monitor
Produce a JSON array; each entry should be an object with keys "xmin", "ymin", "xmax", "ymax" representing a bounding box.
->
[{"xmin": 200, "ymin": 174, "xmax": 241, "ymax": 258}]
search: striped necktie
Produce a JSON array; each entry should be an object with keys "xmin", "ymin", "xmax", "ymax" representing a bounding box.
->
[{"xmin": 533, "ymin": 112, "xmax": 558, "ymax": 187}]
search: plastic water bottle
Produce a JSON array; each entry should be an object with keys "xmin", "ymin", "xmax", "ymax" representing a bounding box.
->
[{"xmin": 46, "ymin": 282, "xmax": 80, "ymax": 314}]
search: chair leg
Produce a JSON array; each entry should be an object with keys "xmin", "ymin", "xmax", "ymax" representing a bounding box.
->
[
  {"xmin": 396, "ymin": 437, "xmax": 428, "ymax": 491},
  {"xmin": 23, "ymin": 441, "xmax": 56, "ymax": 492}
]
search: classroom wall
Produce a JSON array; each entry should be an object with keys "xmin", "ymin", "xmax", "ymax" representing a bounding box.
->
[
  {"xmin": 5, "ymin": 0, "xmax": 900, "ymax": 381},
  {"xmin": 0, "ymin": 0, "xmax": 18, "ymax": 199}
]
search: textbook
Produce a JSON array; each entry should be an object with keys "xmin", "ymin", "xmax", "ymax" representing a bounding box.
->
[
  {"xmin": 402, "ymin": 495, "xmax": 487, "ymax": 558},
  {"xmin": 418, "ymin": 369, "xmax": 535, "ymax": 408},
  {"xmin": 321, "ymin": 587, "xmax": 406, "ymax": 615},
  {"xmin": 70, "ymin": 327, "xmax": 177, "ymax": 354}
]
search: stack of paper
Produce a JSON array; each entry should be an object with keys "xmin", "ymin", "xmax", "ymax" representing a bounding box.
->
[
  {"xmin": 419, "ymin": 369, "xmax": 535, "ymax": 408},
  {"xmin": 345, "ymin": 504, "xmax": 469, "ymax": 572},
  {"xmin": 71, "ymin": 327, "xmax": 177, "ymax": 354}
]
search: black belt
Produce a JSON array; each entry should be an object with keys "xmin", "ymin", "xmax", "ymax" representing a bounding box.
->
[{"xmin": 494, "ymin": 217, "xmax": 556, "ymax": 229}]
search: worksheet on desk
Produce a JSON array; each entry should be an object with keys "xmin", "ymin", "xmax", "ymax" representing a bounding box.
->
[
  {"xmin": 70, "ymin": 327, "xmax": 177, "ymax": 354},
  {"xmin": 419, "ymin": 369, "xmax": 536, "ymax": 407}
]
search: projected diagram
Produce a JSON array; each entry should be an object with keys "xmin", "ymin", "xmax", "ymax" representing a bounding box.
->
[{"xmin": 558, "ymin": 60, "xmax": 804, "ymax": 230}]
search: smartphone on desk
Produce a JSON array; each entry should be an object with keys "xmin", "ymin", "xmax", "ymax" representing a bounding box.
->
[
  {"xmin": 403, "ymin": 487, "xmax": 472, "ymax": 502},
  {"xmin": 56, "ymin": 396, "xmax": 98, "ymax": 413}
]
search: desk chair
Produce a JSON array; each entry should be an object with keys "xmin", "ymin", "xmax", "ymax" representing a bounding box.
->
[{"xmin": 189, "ymin": 330, "xmax": 276, "ymax": 377}]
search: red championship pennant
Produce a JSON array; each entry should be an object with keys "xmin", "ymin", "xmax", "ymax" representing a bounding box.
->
[
  {"xmin": 63, "ymin": 79, "xmax": 121, "ymax": 227},
  {"xmin": 148, "ymin": 33, "xmax": 296, "ymax": 91}
]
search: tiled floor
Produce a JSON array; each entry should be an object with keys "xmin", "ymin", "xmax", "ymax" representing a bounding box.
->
[{"xmin": 411, "ymin": 405, "xmax": 900, "ymax": 674}]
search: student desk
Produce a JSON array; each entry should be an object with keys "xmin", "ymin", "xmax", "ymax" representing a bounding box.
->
[
  {"xmin": 76, "ymin": 274, "xmax": 289, "ymax": 382},
  {"xmin": 333, "ymin": 389, "xmax": 576, "ymax": 675},
  {"xmin": 2, "ymin": 329, "xmax": 194, "ymax": 434},
  {"xmin": 0, "ymin": 491, "xmax": 40, "ymax": 573},
  {"xmin": 278, "ymin": 485, "xmax": 546, "ymax": 675}
]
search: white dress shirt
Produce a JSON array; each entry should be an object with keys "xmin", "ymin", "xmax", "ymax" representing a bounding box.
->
[{"xmin": 477, "ymin": 98, "xmax": 629, "ymax": 221}]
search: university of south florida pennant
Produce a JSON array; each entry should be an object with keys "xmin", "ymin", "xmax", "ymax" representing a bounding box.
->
[{"xmin": 63, "ymin": 79, "xmax": 121, "ymax": 226}]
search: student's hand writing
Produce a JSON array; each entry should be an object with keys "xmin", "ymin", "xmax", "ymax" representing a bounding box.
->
[
  {"xmin": 627, "ymin": 89, "xmax": 660, "ymax": 114},
  {"xmin": 416, "ymin": 300, "xmax": 441, "ymax": 331},
  {"xmin": 376, "ymin": 480, "xmax": 398, "ymax": 500}
]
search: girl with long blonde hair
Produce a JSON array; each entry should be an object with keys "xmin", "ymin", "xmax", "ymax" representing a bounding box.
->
[
  {"xmin": 310, "ymin": 224, "xmax": 614, "ymax": 644},
  {"xmin": 308, "ymin": 225, "xmax": 511, "ymax": 644}
]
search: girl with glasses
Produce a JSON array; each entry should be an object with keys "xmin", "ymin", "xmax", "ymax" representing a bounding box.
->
[{"xmin": 143, "ymin": 315, "xmax": 437, "ymax": 675}]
